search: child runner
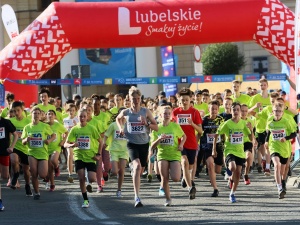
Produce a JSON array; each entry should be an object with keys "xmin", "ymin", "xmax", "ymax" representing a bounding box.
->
[
  {"xmin": 101, "ymin": 107, "xmax": 128, "ymax": 197},
  {"xmin": 46, "ymin": 110, "xmax": 68, "ymax": 191},
  {"xmin": 151, "ymin": 106, "xmax": 186, "ymax": 206},
  {"xmin": 21, "ymin": 107, "xmax": 55, "ymax": 200},
  {"xmin": 9, "ymin": 101, "xmax": 32, "ymax": 195},
  {"xmin": 172, "ymin": 87, "xmax": 202, "ymax": 200},
  {"xmin": 63, "ymin": 103, "xmax": 79, "ymax": 183},
  {"xmin": 0, "ymin": 115, "xmax": 18, "ymax": 210},
  {"xmin": 200, "ymin": 100, "xmax": 224, "ymax": 197},
  {"xmin": 265, "ymin": 102, "xmax": 297, "ymax": 199},
  {"xmin": 64, "ymin": 108, "xmax": 102, "ymax": 208},
  {"xmin": 213, "ymin": 102, "xmax": 253, "ymax": 203}
]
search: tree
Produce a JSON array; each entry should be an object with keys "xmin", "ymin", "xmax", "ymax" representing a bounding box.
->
[{"xmin": 201, "ymin": 43, "xmax": 246, "ymax": 75}]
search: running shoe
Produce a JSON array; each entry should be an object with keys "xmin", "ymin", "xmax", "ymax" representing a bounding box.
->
[
  {"xmin": 205, "ymin": 168, "xmax": 209, "ymax": 176},
  {"xmin": 25, "ymin": 184, "xmax": 33, "ymax": 197},
  {"xmin": 34, "ymin": 193, "xmax": 40, "ymax": 200},
  {"xmin": 164, "ymin": 200, "xmax": 172, "ymax": 207},
  {"xmin": 257, "ymin": 166, "xmax": 262, "ymax": 173},
  {"xmin": 0, "ymin": 200, "xmax": 4, "ymax": 211},
  {"xmin": 261, "ymin": 160, "xmax": 266, "ymax": 170},
  {"xmin": 82, "ymin": 200, "xmax": 89, "ymax": 208},
  {"xmin": 86, "ymin": 184, "xmax": 93, "ymax": 193},
  {"xmin": 244, "ymin": 175, "xmax": 251, "ymax": 185},
  {"xmin": 278, "ymin": 189, "xmax": 286, "ymax": 199},
  {"xmin": 211, "ymin": 189, "xmax": 219, "ymax": 197},
  {"xmin": 229, "ymin": 194, "xmax": 236, "ymax": 203},
  {"xmin": 282, "ymin": 180, "xmax": 287, "ymax": 192},
  {"xmin": 156, "ymin": 174, "xmax": 161, "ymax": 182},
  {"xmin": 54, "ymin": 166, "xmax": 60, "ymax": 177},
  {"xmin": 97, "ymin": 186, "xmax": 103, "ymax": 193},
  {"xmin": 134, "ymin": 197, "xmax": 143, "ymax": 207},
  {"xmin": 10, "ymin": 173, "xmax": 19, "ymax": 190},
  {"xmin": 264, "ymin": 169, "xmax": 271, "ymax": 176},
  {"xmin": 103, "ymin": 171, "xmax": 109, "ymax": 181},
  {"xmin": 45, "ymin": 182, "xmax": 49, "ymax": 190},
  {"xmin": 67, "ymin": 175, "xmax": 74, "ymax": 183},
  {"xmin": 189, "ymin": 186, "xmax": 196, "ymax": 200},
  {"xmin": 142, "ymin": 171, "xmax": 148, "ymax": 178},
  {"xmin": 116, "ymin": 190, "xmax": 122, "ymax": 198},
  {"xmin": 159, "ymin": 187, "xmax": 165, "ymax": 196},
  {"xmin": 49, "ymin": 185, "xmax": 55, "ymax": 192},
  {"xmin": 181, "ymin": 178, "xmax": 187, "ymax": 188},
  {"xmin": 147, "ymin": 174, "xmax": 153, "ymax": 182},
  {"xmin": 191, "ymin": 180, "xmax": 195, "ymax": 187}
]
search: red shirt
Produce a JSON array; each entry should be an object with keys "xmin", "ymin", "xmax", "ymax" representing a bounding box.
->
[{"xmin": 172, "ymin": 106, "xmax": 202, "ymax": 150}]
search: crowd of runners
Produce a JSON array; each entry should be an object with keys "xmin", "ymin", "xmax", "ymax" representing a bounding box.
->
[{"xmin": 0, "ymin": 78, "xmax": 298, "ymax": 210}]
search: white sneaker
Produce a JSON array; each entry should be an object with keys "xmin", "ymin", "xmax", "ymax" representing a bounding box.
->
[
  {"xmin": 45, "ymin": 182, "xmax": 49, "ymax": 190},
  {"xmin": 82, "ymin": 200, "xmax": 89, "ymax": 208},
  {"xmin": 116, "ymin": 190, "xmax": 122, "ymax": 198},
  {"xmin": 164, "ymin": 200, "xmax": 172, "ymax": 207}
]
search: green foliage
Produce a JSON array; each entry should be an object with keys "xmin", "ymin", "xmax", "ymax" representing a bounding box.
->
[{"xmin": 201, "ymin": 43, "xmax": 246, "ymax": 75}]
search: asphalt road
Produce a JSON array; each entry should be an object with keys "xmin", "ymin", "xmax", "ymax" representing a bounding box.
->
[{"xmin": 1, "ymin": 166, "xmax": 300, "ymax": 225}]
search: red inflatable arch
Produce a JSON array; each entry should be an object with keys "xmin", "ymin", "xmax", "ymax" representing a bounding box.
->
[{"xmin": 0, "ymin": 0, "xmax": 295, "ymax": 105}]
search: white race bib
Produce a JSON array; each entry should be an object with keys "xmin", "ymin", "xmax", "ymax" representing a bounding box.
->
[
  {"xmin": 30, "ymin": 137, "xmax": 43, "ymax": 148},
  {"xmin": 177, "ymin": 114, "xmax": 191, "ymax": 125},
  {"xmin": 160, "ymin": 134, "xmax": 174, "ymax": 146},
  {"xmin": 230, "ymin": 133, "xmax": 243, "ymax": 144},
  {"xmin": 206, "ymin": 134, "xmax": 221, "ymax": 144},
  {"xmin": 114, "ymin": 130, "xmax": 127, "ymax": 140},
  {"xmin": 271, "ymin": 129, "xmax": 286, "ymax": 141},
  {"xmin": 0, "ymin": 127, "xmax": 5, "ymax": 139},
  {"xmin": 77, "ymin": 137, "xmax": 91, "ymax": 150},
  {"xmin": 127, "ymin": 122, "xmax": 146, "ymax": 134}
]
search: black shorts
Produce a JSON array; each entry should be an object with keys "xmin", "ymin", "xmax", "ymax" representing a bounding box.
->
[
  {"xmin": 204, "ymin": 148, "xmax": 224, "ymax": 166},
  {"xmin": 256, "ymin": 131, "xmax": 267, "ymax": 147},
  {"xmin": 127, "ymin": 142, "xmax": 149, "ymax": 167},
  {"xmin": 225, "ymin": 154, "xmax": 245, "ymax": 167},
  {"xmin": 13, "ymin": 148, "xmax": 29, "ymax": 165},
  {"xmin": 181, "ymin": 148, "xmax": 197, "ymax": 165},
  {"xmin": 271, "ymin": 153, "xmax": 288, "ymax": 165},
  {"xmin": 244, "ymin": 142, "xmax": 253, "ymax": 153},
  {"xmin": 75, "ymin": 160, "xmax": 97, "ymax": 172}
]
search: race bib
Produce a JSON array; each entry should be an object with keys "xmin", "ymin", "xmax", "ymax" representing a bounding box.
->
[
  {"xmin": 127, "ymin": 122, "xmax": 146, "ymax": 134},
  {"xmin": 177, "ymin": 114, "xmax": 191, "ymax": 125},
  {"xmin": 16, "ymin": 129, "xmax": 22, "ymax": 140},
  {"xmin": 114, "ymin": 130, "xmax": 127, "ymax": 140},
  {"xmin": 271, "ymin": 129, "xmax": 286, "ymax": 141},
  {"xmin": 0, "ymin": 127, "xmax": 5, "ymax": 139},
  {"xmin": 160, "ymin": 134, "xmax": 174, "ymax": 146},
  {"xmin": 64, "ymin": 119, "xmax": 75, "ymax": 131},
  {"xmin": 206, "ymin": 134, "xmax": 221, "ymax": 144},
  {"xmin": 77, "ymin": 137, "xmax": 91, "ymax": 150},
  {"xmin": 230, "ymin": 133, "xmax": 243, "ymax": 144},
  {"xmin": 30, "ymin": 137, "xmax": 43, "ymax": 148}
]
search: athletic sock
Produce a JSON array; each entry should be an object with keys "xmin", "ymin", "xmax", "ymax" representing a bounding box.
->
[
  {"xmin": 82, "ymin": 192, "xmax": 88, "ymax": 201},
  {"xmin": 266, "ymin": 164, "xmax": 270, "ymax": 169},
  {"xmin": 277, "ymin": 184, "xmax": 282, "ymax": 191}
]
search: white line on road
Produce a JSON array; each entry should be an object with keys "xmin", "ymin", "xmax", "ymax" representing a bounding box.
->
[
  {"xmin": 68, "ymin": 194, "xmax": 94, "ymax": 221},
  {"xmin": 88, "ymin": 198, "xmax": 109, "ymax": 219}
]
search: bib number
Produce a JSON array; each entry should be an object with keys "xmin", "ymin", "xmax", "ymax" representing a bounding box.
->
[
  {"xmin": 230, "ymin": 133, "xmax": 243, "ymax": 144},
  {"xmin": 30, "ymin": 137, "xmax": 43, "ymax": 148},
  {"xmin": 160, "ymin": 134, "xmax": 174, "ymax": 146},
  {"xmin": 0, "ymin": 127, "xmax": 5, "ymax": 139},
  {"xmin": 114, "ymin": 131, "xmax": 126, "ymax": 140},
  {"xmin": 207, "ymin": 134, "xmax": 220, "ymax": 144},
  {"xmin": 177, "ymin": 114, "xmax": 191, "ymax": 125},
  {"xmin": 271, "ymin": 129, "xmax": 286, "ymax": 141},
  {"xmin": 77, "ymin": 137, "xmax": 90, "ymax": 150},
  {"xmin": 127, "ymin": 122, "xmax": 146, "ymax": 134}
]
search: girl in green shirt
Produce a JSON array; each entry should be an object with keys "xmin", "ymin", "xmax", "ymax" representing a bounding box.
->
[{"xmin": 21, "ymin": 107, "xmax": 55, "ymax": 200}]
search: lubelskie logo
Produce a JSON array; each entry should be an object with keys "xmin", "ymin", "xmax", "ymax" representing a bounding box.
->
[{"xmin": 118, "ymin": 7, "xmax": 202, "ymax": 38}]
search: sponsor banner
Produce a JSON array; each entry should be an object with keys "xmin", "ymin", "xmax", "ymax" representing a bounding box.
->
[
  {"xmin": 1, "ymin": 4, "xmax": 19, "ymax": 40},
  {"xmin": 188, "ymin": 76, "xmax": 204, "ymax": 83},
  {"xmin": 161, "ymin": 46, "xmax": 177, "ymax": 97},
  {"xmin": 243, "ymin": 74, "xmax": 260, "ymax": 81},
  {"xmin": 212, "ymin": 75, "xmax": 235, "ymax": 82},
  {"xmin": 157, "ymin": 77, "xmax": 180, "ymax": 84}
]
